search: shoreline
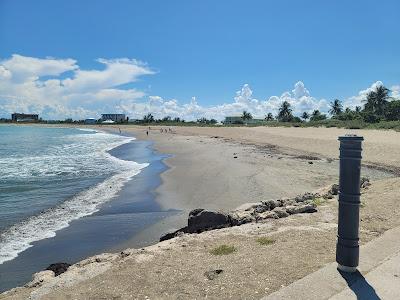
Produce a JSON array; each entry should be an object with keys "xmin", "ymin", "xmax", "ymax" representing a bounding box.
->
[
  {"xmin": 2, "ymin": 125, "xmax": 400, "ymax": 299},
  {"xmin": 0, "ymin": 127, "xmax": 172, "ymax": 292}
]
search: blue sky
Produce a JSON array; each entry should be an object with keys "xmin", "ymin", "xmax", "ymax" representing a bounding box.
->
[{"xmin": 0, "ymin": 0, "xmax": 399, "ymax": 120}]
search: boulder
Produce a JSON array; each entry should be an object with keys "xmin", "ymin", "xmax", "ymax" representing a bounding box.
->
[
  {"xmin": 188, "ymin": 209, "xmax": 230, "ymax": 233},
  {"xmin": 228, "ymin": 211, "xmax": 255, "ymax": 226},
  {"xmin": 26, "ymin": 270, "xmax": 55, "ymax": 288},
  {"xmin": 286, "ymin": 203, "xmax": 317, "ymax": 215},
  {"xmin": 46, "ymin": 262, "xmax": 71, "ymax": 276},
  {"xmin": 262, "ymin": 199, "xmax": 280, "ymax": 210},
  {"xmin": 272, "ymin": 207, "xmax": 289, "ymax": 218}
]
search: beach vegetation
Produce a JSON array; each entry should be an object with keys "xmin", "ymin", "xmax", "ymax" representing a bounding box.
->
[
  {"xmin": 277, "ymin": 101, "xmax": 294, "ymax": 122},
  {"xmin": 301, "ymin": 111, "xmax": 310, "ymax": 121},
  {"xmin": 210, "ymin": 244, "xmax": 237, "ymax": 255},
  {"xmin": 310, "ymin": 110, "xmax": 327, "ymax": 121},
  {"xmin": 329, "ymin": 99, "xmax": 343, "ymax": 116},
  {"xmin": 256, "ymin": 237, "xmax": 275, "ymax": 246},
  {"xmin": 241, "ymin": 110, "xmax": 253, "ymax": 121},
  {"xmin": 265, "ymin": 113, "xmax": 274, "ymax": 121},
  {"xmin": 312, "ymin": 197, "xmax": 325, "ymax": 206}
]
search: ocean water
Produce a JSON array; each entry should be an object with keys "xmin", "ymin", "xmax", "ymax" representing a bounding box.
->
[{"xmin": 0, "ymin": 125, "xmax": 148, "ymax": 265}]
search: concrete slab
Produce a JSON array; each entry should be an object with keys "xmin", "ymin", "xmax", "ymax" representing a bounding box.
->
[
  {"xmin": 329, "ymin": 250, "xmax": 400, "ymax": 300},
  {"xmin": 263, "ymin": 226, "xmax": 400, "ymax": 300}
]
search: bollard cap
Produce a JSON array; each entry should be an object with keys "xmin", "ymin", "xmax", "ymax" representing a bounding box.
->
[{"xmin": 338, "ymin": 134, "xmax": 364, "ymax": 142}]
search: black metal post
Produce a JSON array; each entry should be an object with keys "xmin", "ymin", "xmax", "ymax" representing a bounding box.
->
[{"xmin": 336, "ymin": 135, "xmax": 364, "ymax": 272}]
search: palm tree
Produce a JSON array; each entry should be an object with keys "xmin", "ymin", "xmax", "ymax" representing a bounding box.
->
[
  {"xmin": 265, "ymin": 113, "xmax": 274, "ymax": 121},
  {"xmin": 329, "ymin": 99, "xmax": 343, "ymax": 116},
  {"xmin": 364, "ymin": 85, "xmax": 390, "ymax": 117},
  {"xmin": 241, "ymin": 110, "xmax": 253, "ymax": 120},
  {"xmin": 355, "ymin": 106, "xmax": 361, "ymax": 113},
  {"xmin": 301, "ymin": 112, "xmax": 310, "ymax": 121},
  {"xmin": 143, "ymin": 113, "xmax": 154, "ymax": 123},
  {"xmin": 277, "ymin": 101, "xmax": 293, "ymax": 122},
  {"xmin": 310, "ymin": 109, "xmax": 327, "ymax": 121}
]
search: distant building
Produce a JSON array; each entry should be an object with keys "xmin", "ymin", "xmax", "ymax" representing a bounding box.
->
[
  {"xmin": 101, "ymin": 114, "xmax": 126, "ymax": 123},
  {"xmin": 11, "ymin": 113, "xmax": 39, "ymax": 122},
  {"xmin": 84, "ymin": 118, "xmax": 97, "ymax": 124},
  {"xmin": 223, "ymin": 116, "xmax": 243, "ymax": 124},
  {"xmin": 223, "ymin": 116, "xmax": 264, "ymax": 125}
]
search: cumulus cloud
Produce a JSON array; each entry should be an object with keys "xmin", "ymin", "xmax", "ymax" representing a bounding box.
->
[
  {"xmin": 0, "ymin": 54, "xmax": 153, "ymax": 119},
  {"xmin": 1, "ymin": 54, "xmax": 397, "ymax": 121},
  {"xmin": 114, "ymin": 81, "xmax": 330, "ymax": 121}
]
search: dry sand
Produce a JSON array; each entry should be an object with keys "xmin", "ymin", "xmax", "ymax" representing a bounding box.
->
[{"xmin": 2, "ymin": 125, "xmax": 400, "ymax": 300}]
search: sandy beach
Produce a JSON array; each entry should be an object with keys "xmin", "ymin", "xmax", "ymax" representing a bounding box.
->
[{"xmin": 2, "ymin": 125, "xmax": 400, "ymax": 299}]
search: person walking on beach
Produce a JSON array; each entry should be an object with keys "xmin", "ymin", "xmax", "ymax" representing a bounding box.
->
[
  {"xmin": 118, "ymin": 127, "xmax": 121, "ymax": 134},
  {"xmin": 146, "ymin": 130, "xmax": 149, "ymax": 136}
]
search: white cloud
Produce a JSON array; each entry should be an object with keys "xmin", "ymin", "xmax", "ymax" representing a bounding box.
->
[
  {"xmin": 343, "ymin": 81, "xmax": 384, "ymax": 109},
  {"xmin": 1, "ymin": 54, "xmax": 398, "ymax": 121},
  {"xmin": 0, "ymin": 54, "xmax": 153, "ymax": 119},
  {"xmin": 1, "ymin": 54, "xmax": 78, "ymax": 83}
]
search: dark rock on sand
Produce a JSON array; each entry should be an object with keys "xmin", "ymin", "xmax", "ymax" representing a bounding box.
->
[
  {"xmin": 46, "ymin": 262, "xmax": 71, "ymax": 276},
  {"xmin": 272, "ymin": 207, "xmax": 289, "ymax": 218},
  {"xmin": 286, "ymin": 203, "xmax": 317, "ymax": 214},
  {"xmin": 204, "ymin": 269, "xmax": 224, "ymax": 280},
  {"xmin": 188, "ymin": 209, "xmax": 230, "ymax": 232}
]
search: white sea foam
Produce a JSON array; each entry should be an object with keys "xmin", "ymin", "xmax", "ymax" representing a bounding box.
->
[{"xmin": 0, "ymin": 129, "xmax": 149, "ymax": 264}]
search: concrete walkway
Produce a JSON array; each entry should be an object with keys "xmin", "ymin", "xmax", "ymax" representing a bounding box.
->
[{"xmin": 263, "ymin": 226, "xmax": 400, "ymax": 300}]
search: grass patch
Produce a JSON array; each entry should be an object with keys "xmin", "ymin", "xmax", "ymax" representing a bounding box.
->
[
  {"xmin": 256, "ymin": 237, "xmax": 275, "ymax": 246},
  {"xmin": 312, "ymin": 197, "xmax": 325, "ymax": 206},
  {"xmin": 210, "ymin": 245, "xmax": 237, "ymax": 255}
]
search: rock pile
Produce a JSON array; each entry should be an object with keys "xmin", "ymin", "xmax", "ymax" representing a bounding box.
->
[
  {"xmin": 160, "ymin": 179, "xmax": 372, "ymax": 242},
  {"xmin": 160, "ymin": 185, "xmax": 336, "ymax": 241}
]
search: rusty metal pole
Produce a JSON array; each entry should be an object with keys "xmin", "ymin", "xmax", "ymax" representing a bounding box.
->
[{"xmin": 336, "ymin": 135, "xmax": 364, "ymax": 272}]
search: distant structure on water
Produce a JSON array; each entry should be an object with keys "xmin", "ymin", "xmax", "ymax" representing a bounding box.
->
[
  {"xmin": 101, "ymin": 114, "xmax": 126, "ymax": 123},
  {"xmin": 11, "ymin": 113, "xmax": 39, "ymax": 122}
]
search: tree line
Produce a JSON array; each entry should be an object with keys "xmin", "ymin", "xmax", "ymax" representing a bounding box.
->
[{"xmin": 241, "ymin": 84, "xmax": 400, "ymax": 123}]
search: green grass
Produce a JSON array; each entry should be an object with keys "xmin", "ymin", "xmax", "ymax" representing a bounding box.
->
[
  {"xmin": 312, "ymin": 197, "xmax": 326, "ymax": 206},
  {"xmin": 209, "ymin": 245, "xmax": 237, "ymax": 255},
  {"xmin": 256, "ymin": 237, "xmax": 276, "ymax": 246}
]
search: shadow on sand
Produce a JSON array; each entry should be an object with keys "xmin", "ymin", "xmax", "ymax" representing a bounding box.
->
[{"xmin": 338, "ymin": 269, "xmax": 381, "ymax": 300}]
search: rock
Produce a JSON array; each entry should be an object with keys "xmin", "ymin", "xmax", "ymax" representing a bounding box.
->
[
  {"xmin": 262, "ymin": 199, "xmax": 280, "ymax": 210},
  {"xmin": 254, "ymin": 204, "xmax": 269, "ymax": 213},
  {"xmin": 330, "ymin": 184, "xmax": 339, "ymax": 195},
  {"xmin": 360, "ymin": 177, "xmax": 371, "ymax": 189},
  {"xmin": 272, "ymin": 207, "xmax": 289, "ymax": 218},
  {"xmin": 160, "ymin": 229, "xmax": 187, "ymax": 242},
  {"xmin": 46, "ymin": 262, "xmax": 71, "ymax": 276},
  {"xmin": 204, "ymin": 269, "xmax": 223, "ymax": 280},
  {"xmin": 228, "ymin": 211, "xmax": 255, "ymax": 226},
  {"xmin": 189, "ymin": 208, "xmax": 204, "ymax": 216},
  {"xmin": 279, "ymin": 198, "xmax": 296, "ymax": 207},
  {"xmin": 256, "ymin": 211, "xmax": 279, "ymax": 220},
  {"xmin": 188, "ymin": 209, "xmax": 230, "ymax": 233},
  {"xmin": 295, "ymin": 192, "xmax": 317, "ymax": 202},
  {"xmin": 286, "ymin": 203, "xmax": 317, "ymax": 214},
  {"xmin": 26, "ymin": 270, "xmax": 55, "ymax": 288}
]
